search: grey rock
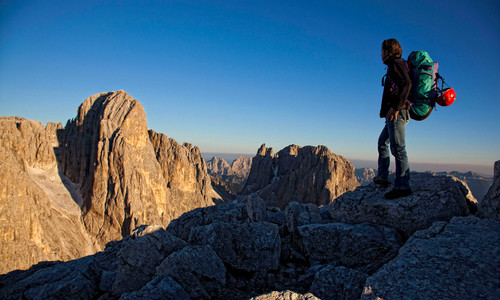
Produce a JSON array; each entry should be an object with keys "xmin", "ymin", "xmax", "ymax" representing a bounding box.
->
[
  {"xmin": 328, "ymin": 172, "xmax": 476, "ymax": 238},
  {"xmin": 0, "ymin": 256, "xmax": 100, "ymax": 300},
  {"xmin": 479, "ymin": 160, "xmax": 500, "ymax": 221},
  {"xmin": 166, "ymin": 201, "xmax": 248, "ymax": 241},
  {"xmin": 285, "ymin": 201, "xmax": 323, "ymax": 233},
  {"xmin": 309, "ymin": 265, "xmax": 368, "ymax": 300},
  {"xmin": 298, "ymin": 223, "xmax": 402, "ymax": 273},
  {"xmin": 239, "ymin": 193, "xmax": 269, "ymax": 222},
  {"xmin": 362, "ymin": 216, "xmax": 500, "ymax": 299},
  {"xmin": 119, "ymin": 276, "xmax": 190, "ymax": 300},
  {"xmin": 111, "ymin": 226, "xmax": 187, "ymax": 295},
  {"xmin": 188, "ymin": 222, "xmax": 281, "ymax": 272},
  {"xmin": 156, "ymin": 245, "xmax": 226, "ymax": 299}
]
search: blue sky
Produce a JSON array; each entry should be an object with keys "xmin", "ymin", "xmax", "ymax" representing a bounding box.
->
[{"xmin": 1, "ymin": 0, "xmax": 499, "ymax": 174}]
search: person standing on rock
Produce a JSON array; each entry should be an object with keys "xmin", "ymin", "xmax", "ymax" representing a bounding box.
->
[{"xmin": 374, "ymin": 38, "xmax": 412, "ymax": 199}]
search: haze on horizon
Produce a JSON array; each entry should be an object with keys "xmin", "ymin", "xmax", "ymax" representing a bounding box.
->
[{"xmin": 1, "ymin": 1, "xmax": 499, "ymax": 175}]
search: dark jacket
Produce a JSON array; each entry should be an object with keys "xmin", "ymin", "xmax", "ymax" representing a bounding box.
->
[{"xmin": 380, "ymin": 57, "xmax": 412, "ymax": 118}]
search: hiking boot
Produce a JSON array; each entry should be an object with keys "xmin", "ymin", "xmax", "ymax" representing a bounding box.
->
[
  {"xmin": 373, "ymin": 177, "xmax": 391, "ymax": 188},
  {"xmin": 384, "ymin": 188, "xmax": 412, "ymax": 200}
]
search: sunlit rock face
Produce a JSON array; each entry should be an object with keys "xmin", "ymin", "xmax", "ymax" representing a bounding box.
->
[
  {"xmin": 0, "ymin": 117, "xmax": 96, "ymax": 274},
  {"xmin": 0, "ymin": 91, "xmax": 218, "ymax": 273},
  {"xmin": 242, "ymin": 143, "xmax": 360, "ymax": 209}
]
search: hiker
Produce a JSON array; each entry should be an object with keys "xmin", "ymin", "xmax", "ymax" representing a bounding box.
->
[{"xmin": 374, "ymin": 38, "xmax": 412, "ymax": 199}]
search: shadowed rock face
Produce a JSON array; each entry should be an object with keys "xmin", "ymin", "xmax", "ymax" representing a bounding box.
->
[
  {"xmin": 1, "ymin": 170, "xmax": 495, "ymax": 300},
  {"xmin": 328, "ymin": 172, "xmax": 478, "ymax": 238},
  {"xmin": 478, "ymin": 160, "xmax": 500, "ymax": 221},
  {"xmin": 362, "ymin": 216, "xmax": 500, "ymax": 300},
  {"xmin": 242, "ymin": 144, "xmax": 360, "ymax": 209},
  {"xmin": 0, "ymin": 91, "xmax": 218, "ymax": 273}
]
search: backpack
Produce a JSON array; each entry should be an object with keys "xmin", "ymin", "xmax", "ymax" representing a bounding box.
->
[{"xmin": 406, "ymin": 50, "xmax": 441, "ymax": 121}]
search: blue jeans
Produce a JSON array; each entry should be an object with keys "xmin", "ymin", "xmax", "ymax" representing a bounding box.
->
[{"xmin": 377, "ymin": 109, "xmax": 411, "ymax": 189}]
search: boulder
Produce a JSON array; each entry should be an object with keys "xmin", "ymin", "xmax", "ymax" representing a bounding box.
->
[
  {"xmin": 362, "ymin": 216, "xmax": 500, "ymax": 299},
  {"xmin": 166, "ymin": 202, "xmax": 248, "ymax": 241},
  {"xmin": 285, "ymin": 201, "xmax": 323, "ymax": 233},
  {"xmin": 298, "ymin": 223, "xmax": 402, "ymax": 273},
  {"xmin": 156, "ymin": 245, "xmax": 226, "ymax": 299},
  {"xmin": 188, "ymin": 222, "xmax": 281, "ymax": 272},
  {"xmin": 0, "ymin": 257, "xmax": 100, "ymax": 300},
  {"xmin": 479, "ymin": 160, "xmax": 500, "ymax": 221},
  {"xmin": 111, "ymin": 226, "xmax": 187, "ymax": 295},
  {"xmin": 309, "ymin": 265, "xmax": 368, "ymax": 300},
  {"xmin": 119, "ymin": 276, "xmax": 190, "ymax": 300},
  {"xmin": 328, "ymin": 172, "xmax": 476, "ymax": 238}
]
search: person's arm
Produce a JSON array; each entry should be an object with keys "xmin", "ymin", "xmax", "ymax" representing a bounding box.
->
[{"xmin": 389, "ymin": 60, "xmax": 411, "ymax": 112}]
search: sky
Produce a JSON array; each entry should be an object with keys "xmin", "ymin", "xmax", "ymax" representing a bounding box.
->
[{"xmin": 1, "ymin": 0, "xmax": 499, "ymax": 175}]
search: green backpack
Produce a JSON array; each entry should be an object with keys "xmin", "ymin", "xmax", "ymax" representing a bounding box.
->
[{"xmin": 406, "ymin": 50, "xmax": 441, "ymax": 121}]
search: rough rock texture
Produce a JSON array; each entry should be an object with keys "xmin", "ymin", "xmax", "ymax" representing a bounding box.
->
[
  {"xmin": 148, "ymin": 130, "xmax": 215, "ymax": 215},
  {"xmin": 188, "ymin": 222, "xmax": 281, "ymax": 272},
  {"xmin": 309, "ymin": 265, "xmax": 368, "ymax": 300},
  {"xmin": 362, "ymin": 216, "xmax": 500, "ymax": 299},
  {"xmin": 0, "ymin": 117, "xmax": 96, "ymax": 274},
  {"xmin": 0, "ymin": 225, "xmax": 191, "ymax": 299},
  {"xmin": 120, "ymin": 276, "xmax": 190, "ymax": 300},
  {"xmin": 111, "ymin": 225, "xmax": 188, "ymax": 295},
  {"xmin": 1, "ymin": 174, "xmax": 498, "ymax": 299},
  {"xmin": 56, "ymin": 91, "xmax": 216, "ymax": 249},
  {"xmin": 156, "ymin": 245, "xmax": 226, "ymax": 299},
  {"xmin": 0, "ymin": 91, "xmax": 219, "ymax": 273},
  {"xmin": 206, "ymin": 156, "xmax": 232, "ymax": 176},
  {"xmin": 328, "ymin": 172, "xmax": 477, "ymax": 238},
  {"xmin": 478, "ymin": 160, "xmax": 500, "ymax": 221},
  {"xmin": 242, "ymin": 144, "xmax": 359, "ymax": 208},
  {"xmin": 298, "ymin": 223, "xmax": 402, "ymax": 274}
]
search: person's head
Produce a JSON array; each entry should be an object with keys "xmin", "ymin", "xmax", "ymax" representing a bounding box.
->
[{"xmin": 381, "ymin": 38, "xmax": 402, "ymax": 62}]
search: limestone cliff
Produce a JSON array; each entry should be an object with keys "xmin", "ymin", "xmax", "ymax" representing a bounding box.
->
[
  {"xmin": 0, "ymin": 117, "xmax": 96, "ymax": 274},
  {"xmin": 148, "ymin": 130, "xmax": 215, "ymax": 215},
  {"xmin": 56, "ymin": 91, "xmax": 216, "ymax": 249},
  {"xmin": 0, "ymin": 91, "xmax": 218, "ymax": 273},
  {"xmin": 241, "ymin": 144, "xmax": 360, "ymax": 208},
  {"xmin": 207, "ymin": 156, "xmax": 253, "ymax": 199}
]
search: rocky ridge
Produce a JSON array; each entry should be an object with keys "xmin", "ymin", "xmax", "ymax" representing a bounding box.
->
[
  {"xmin": 241, "ymin": 144, "xmax": 360, "ymax": 209},
  {"xmin": 206, "ymin": 156, "xmax": 252, "ymax": 200},
  {"xmin": 2, "ymin": 161, "xmax": 498, "ymax": 299},
  {"xmin": 0, "ymin": 91, "xmax": 219, "ymax": 273}
]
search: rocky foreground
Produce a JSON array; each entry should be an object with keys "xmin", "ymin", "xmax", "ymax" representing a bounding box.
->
[{"xmin": 1, "ymin": 162, "xmax": 499, "ymax": 299}]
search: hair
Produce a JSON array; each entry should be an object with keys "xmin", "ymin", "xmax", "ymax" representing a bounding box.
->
[{"xmin": 382, "ymin": 38, "xmax": 402, "ymax": 59}]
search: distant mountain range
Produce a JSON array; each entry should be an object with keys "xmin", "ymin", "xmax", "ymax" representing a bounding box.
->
[{"xmin": 207, "ymin": 157, "xmax": 493, "ymax": 202}]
